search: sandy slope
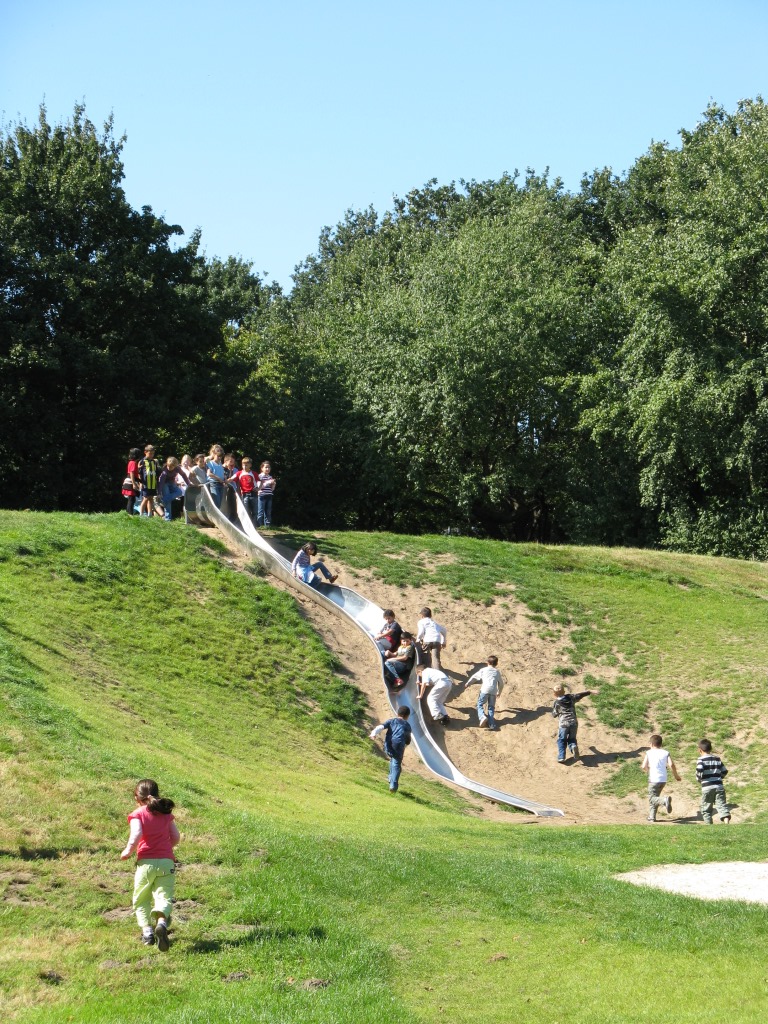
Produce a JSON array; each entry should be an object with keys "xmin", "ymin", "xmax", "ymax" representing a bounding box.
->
[{"xmin": 214, "ymin": 530, "xmax": 711, "ymax": 826}]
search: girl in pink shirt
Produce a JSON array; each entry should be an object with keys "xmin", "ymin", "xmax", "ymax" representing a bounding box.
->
[{"xmin": 120, "ymin": 779, "xmax": 180, "ymax": 951}]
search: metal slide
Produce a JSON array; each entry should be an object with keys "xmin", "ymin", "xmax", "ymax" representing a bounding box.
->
[{"xmin": 185, "ymin": 485, "xmax": 564, "ymax": 817}]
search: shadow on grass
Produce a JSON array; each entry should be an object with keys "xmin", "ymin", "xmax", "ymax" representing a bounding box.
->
[
  {"xmin": 580, "ymin": 745, "xmax": 645, "ymax": 768},
  {"xmin": 188, "ymin": 924, "xmax": 327, "ymax": 953},
  {"xmin": 0, "ymin": 846, "xmax": 101, "ymax": 861}
]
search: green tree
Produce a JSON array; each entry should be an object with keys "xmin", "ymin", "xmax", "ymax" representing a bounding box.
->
[
  {"xmin": 589, "ymin": 99, "xmax": 768, "ymax": 557},
  {"xmin": 0, "ymin": 105, "xmax": 223, "ymax": 510}
]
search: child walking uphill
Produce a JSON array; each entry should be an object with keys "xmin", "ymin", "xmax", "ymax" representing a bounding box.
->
[
  {"xmin": 370, "ymin": 706, "xmax": 412, "ymax": 792},
  {"xmin": 120, "ymin": 779, "xmax": 180, "ymax": 951},
  {"xmin": 416, "ymin": 608, "xmax": 447, "ymax": 669},
  {"xmin": 552, "ymin": 684, "xmax": 595, "ymax": 763},
  {"xmin": 465, "ymin": 656, "xmax": 504, "ymax": 730}
]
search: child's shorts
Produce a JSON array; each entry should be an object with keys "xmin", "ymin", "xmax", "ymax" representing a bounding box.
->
[{"xmin": 141, "ymin": 488, "xmax": 158, "ymax": 498}]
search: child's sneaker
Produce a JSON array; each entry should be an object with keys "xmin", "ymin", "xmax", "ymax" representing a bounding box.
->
[
  {"xmin": 478, "ymin": 717, "xmax": 488, "ymax": 728},
  {"xmin": 665, "ymin": 796, "xmax": 672, "ymax": 814},
  {"xmin": 141, "ymin": 930, "xmax": 155, "ymax": 946},
  {"xmin": 328, "ymin": 574, "xmax": 339, "ymax": 584},
  {"xmin": 571, "ymin": 744, "xmax": 580, "ymax": 759},
  {"xmin": 154, "ymin": 920, "xmax": 170, "ymax": 952}
]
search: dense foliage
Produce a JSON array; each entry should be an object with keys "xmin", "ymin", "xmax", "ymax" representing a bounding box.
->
[{"xmin": 3, "ymin": 100, "xmax": 768, "ymax": 555}]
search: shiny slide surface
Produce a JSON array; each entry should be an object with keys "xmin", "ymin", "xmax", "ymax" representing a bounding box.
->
[{"xmin": 185, "ymin": 485, "xmax": 564, "ymax": 816}]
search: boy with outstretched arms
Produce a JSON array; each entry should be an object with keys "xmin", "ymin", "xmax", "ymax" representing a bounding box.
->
[
  {"xmin": 641, "ymin": 734, "xmax": 681, "ymax": 821},
  {"xmin": 370, "ymin": 707, "xmax": 412, "ymax": 792},
  {"xmin": 696, "ymin": 739, "xmax": 730, "ymax": 824},
  {"xmin": 552, "ymin": 684, "xmax": 594, "ymax": 763}
]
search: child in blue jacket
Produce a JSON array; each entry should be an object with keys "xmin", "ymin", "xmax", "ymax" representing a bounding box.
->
[{"xmin": 369, "ymin": 707, "xmax": 412, "ymax": 792}]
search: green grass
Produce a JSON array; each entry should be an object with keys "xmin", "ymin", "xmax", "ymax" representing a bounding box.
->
[{"xmin": 1, "ymin": 513, "xmax": 768, "ymax": 1022}]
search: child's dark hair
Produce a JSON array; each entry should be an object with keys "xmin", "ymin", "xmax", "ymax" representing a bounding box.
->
[
  {"xmin": 420, "ymin": 607, "xmax": 432, "ymax": 618},
  {"xmin": 650, "ymin": 734, "xmax": 663, "ymax": 747},
  {"xmin": 698, "ymin": 738, "xmax": 712, "ymax": 753},
  {"xmin": 487, "ymin": 655, "xmax": 498, "ymax": 667},
  {"xmin": 302, "ymin": 542, "xmax": 318, "ymax": 555},
  {"xmin": 383, "ymin": 609, "xmax": 395, "ymax": 618},
  {"xmin": 129, "ymin": 447, "xmax": 142, "ymax": 461},
  {"xmin": 134, "ymin": 779, "xmax": 175, "ymax": 814},
  {"xmin": 397, "ymin": 706, "xmax": 411, "ymax": 719},
  {"xmin": 401, "ymin": 631, "xmax": 414, "ymax": 640}
]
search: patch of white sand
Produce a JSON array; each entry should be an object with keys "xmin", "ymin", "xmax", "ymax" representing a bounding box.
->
[{"xmin": 617, "ymin": 862, "xmax": 768, "ymax": 904}]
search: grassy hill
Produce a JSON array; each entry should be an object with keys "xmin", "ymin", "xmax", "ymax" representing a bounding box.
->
[{"xmin": 1, "ymin": 511, "xmax": 767, "ymax": 1023}]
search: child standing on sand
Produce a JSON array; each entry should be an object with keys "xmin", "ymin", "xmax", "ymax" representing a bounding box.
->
[
  {"xmin": 370, "ymin": 706, "xmax": 412, "ymax": 792},
  {"xmin": 120, "ymin": 779, "xmax": 180, "ymax": 951}
]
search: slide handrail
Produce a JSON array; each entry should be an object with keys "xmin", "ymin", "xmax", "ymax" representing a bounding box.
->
[{"xmin": 185, "ymin": 485, "xmax": 564, "ymax": 817}]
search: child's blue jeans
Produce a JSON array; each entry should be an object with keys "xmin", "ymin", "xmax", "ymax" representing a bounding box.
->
[
  {"xmin": 557, "ymin": 723, "xmax": 578, "ymax": 760},
  {"xmin": 257, "ymin": 494, "xmax": 273, "ymax": 526},
  {"xmin": 477, "ymin": 692, "xmax": 497, "ymax": 727}
]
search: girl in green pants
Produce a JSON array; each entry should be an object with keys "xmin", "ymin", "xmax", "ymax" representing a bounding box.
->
[{"xmin": 121, "ymin": 779, "xmax": 180, "ymax": 951}]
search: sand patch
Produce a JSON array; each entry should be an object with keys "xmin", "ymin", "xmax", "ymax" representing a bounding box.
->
[{"xmin": 617, "ymin": 862, "xmax": 768, "ymax": 903}]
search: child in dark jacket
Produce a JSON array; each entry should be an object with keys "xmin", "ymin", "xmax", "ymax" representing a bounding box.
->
[
  {"xmin": 552, "ymin": 685, "xmax": 594, "ymax": 763},
  {"xmin": 369, "ymin": 707, "xmax": 412, "ymax": 792}
]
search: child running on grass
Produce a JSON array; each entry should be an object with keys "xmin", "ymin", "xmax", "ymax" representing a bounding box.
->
[
  {"xmin": 641, "ymin": 734, "xmax": 681, "ymax": 822},
  {"xmin": 120, "ymin": 779, "xmax": 180, "ymax": 951},
  {"xmin": 370, "ymin": 706, "xmax": 412, "ymax": 792}
]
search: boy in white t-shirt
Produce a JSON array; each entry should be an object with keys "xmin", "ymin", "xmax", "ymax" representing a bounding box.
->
[{"xmin": 641, "ymin": 734, "xmax": 681, "ymax": 822}]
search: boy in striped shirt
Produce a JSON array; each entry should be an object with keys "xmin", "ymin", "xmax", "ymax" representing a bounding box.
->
[{"xmin": 696, "ymin": 739, "xmax": 731, "ymax": 824}]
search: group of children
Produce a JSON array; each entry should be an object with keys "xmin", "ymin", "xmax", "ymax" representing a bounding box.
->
[
  {"xmin": 551, "ymin": 688, "xmax": 732, "ymax": 822},
  {"xmin": 640, "ymin": 734, "xmax": 730, "ymax": 824},
  {"xmin": 122, "ymin": 445, "xmax": 276, "ymax": 527}
]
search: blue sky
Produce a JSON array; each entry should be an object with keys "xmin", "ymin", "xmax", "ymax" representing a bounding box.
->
[{"xmin": 3, "ymin": 1, "xmax": 768, "ymax": 288}]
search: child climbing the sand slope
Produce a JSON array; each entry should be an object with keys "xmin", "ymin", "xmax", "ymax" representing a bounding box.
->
[
  {"xmin": 552, "ymin": 683, "xmax": 595, "ymax": 763},
  {"xmin": 641, "ymin": 734, "xmax": 681, "ymax": 822},
  {"xmin": 464, "ymin": 656, "xmax": 504, "ymax": 730},
  {"xmin": 416, "ymin": 607, "xmax": 447, "ymax": 669},
  {"xmin": 120, "ymin": 779, "xmax": 180, "ymax": 951},
  {"xmin": 370, "ymin": 706, "xmax": 412, "ymax": 792},
  {"xmin": 417, "ymin": 665, "xmax": 454, "ymax": 725}
]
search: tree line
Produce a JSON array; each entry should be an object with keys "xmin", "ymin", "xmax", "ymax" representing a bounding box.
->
[{"xmin": 3, "ymin": 100, "xmax": 768, "ymax": 558}]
